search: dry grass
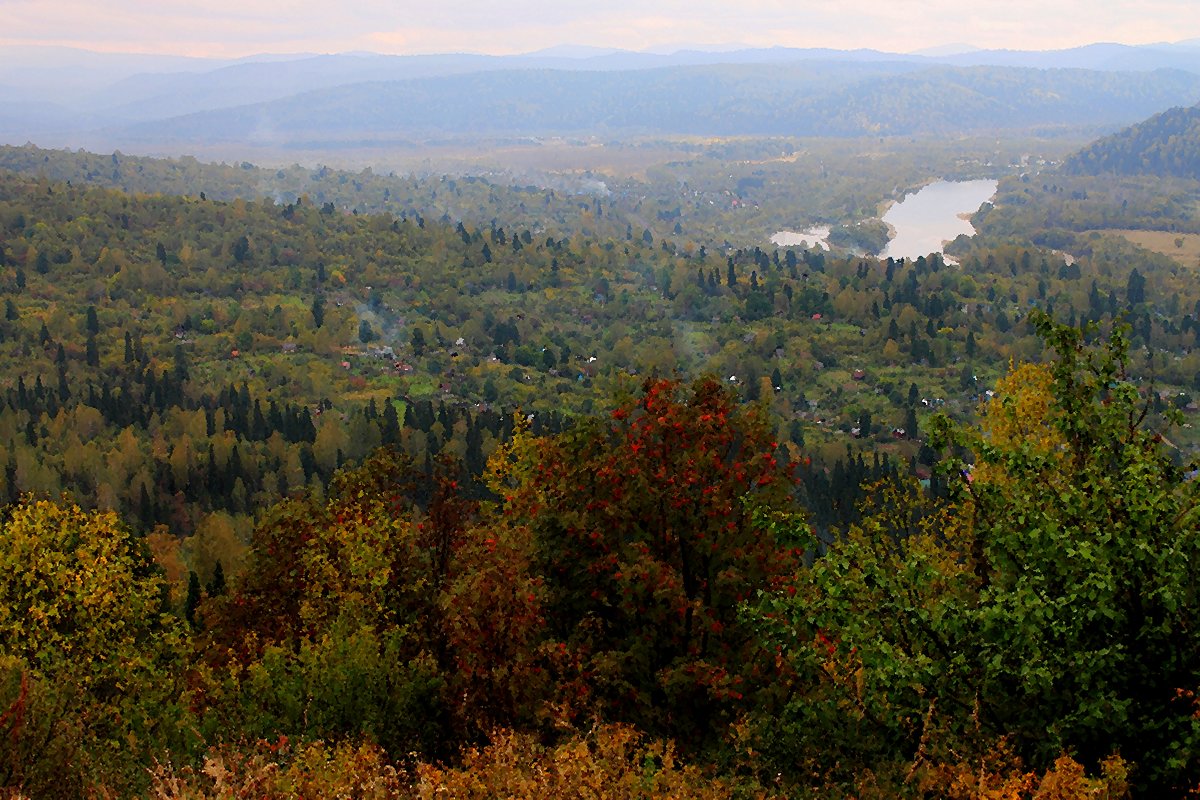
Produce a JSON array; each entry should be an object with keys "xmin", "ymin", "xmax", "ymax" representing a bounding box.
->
[{"xmin": 1095, "ymin": 229, "xmax": 1200, "ymax": 267}]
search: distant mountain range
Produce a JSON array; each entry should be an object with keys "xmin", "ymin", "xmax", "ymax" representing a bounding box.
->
[
  {"xmin": 8, "ymin": 42, "xmax": 1200, "ymax": 152},
  {"xmin": 113, "ymin": 65, "xmax": 1200, "ymax": 144}
]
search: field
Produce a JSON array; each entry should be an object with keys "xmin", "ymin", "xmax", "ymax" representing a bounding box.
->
[{"xmin": 1099, "ymin": 229, "xmax": 1200, "ymax": 267}]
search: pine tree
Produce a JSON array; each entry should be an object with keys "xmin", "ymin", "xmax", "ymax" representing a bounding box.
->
[
  {"xmin": 311, "ymin": 295, "xmax": 325, "ymax": 329},
  {"xmin": 5, "ymin": 451, "xmax": 17, "ymax": 504},
  {"xmin": 184, "ymin": 571, "xmax": 201, "ymax": 627},
  {"xmin": 381, "ymin": 401, "xmax": 400, "ymax": 445},
  {"xmin": 206, "ymin": 561, "xmax": 226, "ymax": 598}
]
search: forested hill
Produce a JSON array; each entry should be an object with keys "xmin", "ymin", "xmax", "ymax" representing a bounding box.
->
[
  {"xmin": 122, "ymin": 64, "xmax": 1200, "ymax": 144},
  {"xmin": 6, "ymin": 141, "xmax": 1200, "ymax": 798},
  {"xmin": 1062, "ymin": 103, "xmax": 1200, "ymax": 177},
  {"xmin": 5, "ymin": 153, "xmax": 1200, "ymax": 545},
  {"xmin": 0, "ymin": 143, "xmax": 626, "ymax": 240},
  {"xmin": 0, "ymin": 139, "xmax": 1029, "ymax": 252}
]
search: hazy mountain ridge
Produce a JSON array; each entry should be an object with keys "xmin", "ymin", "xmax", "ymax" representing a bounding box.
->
[
  {"xmin": 1062, "ymin": 103, "xmax": 1200, "ymax": 177},
  {"xmin": 111, "ymin": 64, "xmax": 1200, "ymax": 146},
  {"xmin": 936, "ymin": 41, "xmax": 1200, "ymax": 71},
  {"xmin": 8, "ymin": 41, "xmax": 1200, "ymax": 147}
]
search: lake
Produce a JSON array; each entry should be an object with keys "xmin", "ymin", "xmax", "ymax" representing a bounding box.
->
[{"xmin": 880, "ymin": 179, "xmax": 997, "ymax": 260}]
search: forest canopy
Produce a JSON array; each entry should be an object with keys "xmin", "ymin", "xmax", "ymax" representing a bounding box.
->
[
  {"xmin": 2, "ymin": 320, "xmax": 1198, "ymax": 796},
  {"xmin": 1, "ymin": 135, "xmax": 1200, "ymax": 796}
]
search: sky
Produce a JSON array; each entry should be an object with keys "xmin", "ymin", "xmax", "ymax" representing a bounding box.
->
[{"xmin": 3, "ymin": 0, "xmax": 1200, "ymax": 59}]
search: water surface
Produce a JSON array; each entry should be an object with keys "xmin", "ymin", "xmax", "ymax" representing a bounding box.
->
[{"xmin": 881, "ymin": 179, "xmax": 997, "ymax": 260}]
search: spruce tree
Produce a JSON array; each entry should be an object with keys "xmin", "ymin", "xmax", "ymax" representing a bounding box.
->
[{"xmin": 184, "ymin": 571, "xmax": 201, "ymax": 627}]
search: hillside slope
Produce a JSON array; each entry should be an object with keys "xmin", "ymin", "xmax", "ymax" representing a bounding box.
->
[{"xmin": 1062, "ymin": 103, "xmax": 1200, "ymax": 177}]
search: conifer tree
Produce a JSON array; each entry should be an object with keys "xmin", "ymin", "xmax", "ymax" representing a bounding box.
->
[{"xmin": 184, "ymin": 571, "xmax": 201, "ymax": 627}]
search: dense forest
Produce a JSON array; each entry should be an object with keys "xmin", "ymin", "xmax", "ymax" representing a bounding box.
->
[
  {"xmin": 1063, "ymin": 103, "xmax": 1200, "ymax": 178},
  {"xmin": 4, "ymin": 327, "xmax": 1198, "ymax": 797},
  {"xmin": 0, "ymin": 138, "xmax": 1053, "ymax": 247},
  {"xmin": 2, "ymin": 138, "xmax": 1200, "ymax": 797}
]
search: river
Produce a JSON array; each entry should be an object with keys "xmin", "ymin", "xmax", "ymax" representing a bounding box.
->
[
  {"xmin": 880, "ymin": 179, "xmax": 997, "ymax": 260},
  {"xmin": 770, "ymin": 179, "xmax": 997, "ymax": 258}
]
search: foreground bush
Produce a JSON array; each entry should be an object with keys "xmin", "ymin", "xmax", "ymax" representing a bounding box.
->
[
  {"xmin": 149, "ymin": 739, "xmax": 404, "ymax": 799},
  {"xmin": 750, "ymin": 315, "xmax": 1200, "ymax": 794},
  {"xmin": 147, "ymin": 725, "xmax": 759, "ymax": 799}
]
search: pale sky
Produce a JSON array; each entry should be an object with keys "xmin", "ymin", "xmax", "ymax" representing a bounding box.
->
[{"xmin": 3, "ymin": 0, "xmax": 1199, "ymax": 59}]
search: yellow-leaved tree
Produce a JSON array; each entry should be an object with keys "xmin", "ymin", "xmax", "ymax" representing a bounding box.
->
[
  {"xmin": 974, "ymin": 360, "xmax": 1063, "ymax": 486},
  {"xmin": 0, "ymin": 499, "xmax": 187, "ymax": 796}
]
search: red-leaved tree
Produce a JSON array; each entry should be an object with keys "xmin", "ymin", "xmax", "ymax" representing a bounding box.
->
[{"xmin": 499, "ymin": 377, "xmax": 805, "ymax": 744}]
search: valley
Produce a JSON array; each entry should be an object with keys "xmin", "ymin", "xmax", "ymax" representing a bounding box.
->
[{"xmin": 3, "ymin": 30, "xmax": 1200, "ymax": 799}]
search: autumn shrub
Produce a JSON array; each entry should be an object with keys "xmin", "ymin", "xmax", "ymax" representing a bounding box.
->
[
  {"xmin": 438, "ymin": 519, "xmax": 549, "ymax": 740},
  {"xmin": 0, "ymin": 658, "xmax": 86, "ymax": 798},
  {"xmin": 414, "ymin": 723, "xmax": 769, "ymax": 800},
  {"xmin": 149, "ymin": 738, "xmax": 405, "ymax": 799},
  {"xmin": 915, "ymin": 748, "xmax": 1129, "ymax": 800},
  {"xmin": 194, "ymin": 451, "xmax": 462, "ymax": 756},
  {"xmin": 148, "ymin": 725, "xmax": 769, "ymax": 799}
]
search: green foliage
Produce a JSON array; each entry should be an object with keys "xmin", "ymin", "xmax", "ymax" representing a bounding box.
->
[
  {"xmin": 750, "ymin": 315, "xmax": 1200, "ymax": 793},
  {"xmin": 827, "ymin": 218, "xmax": 891, "ymax": 254},
  {"xmin": 947, "ymin": 312, "xmax": 1200, "ymax": 791},
  {"xmin": 229, "ymin": 622, "xmax": 445, "ymax": 756},
  {"xmin": 750, "ymin": 478, "xmax": 969, "ymax": 786}
]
